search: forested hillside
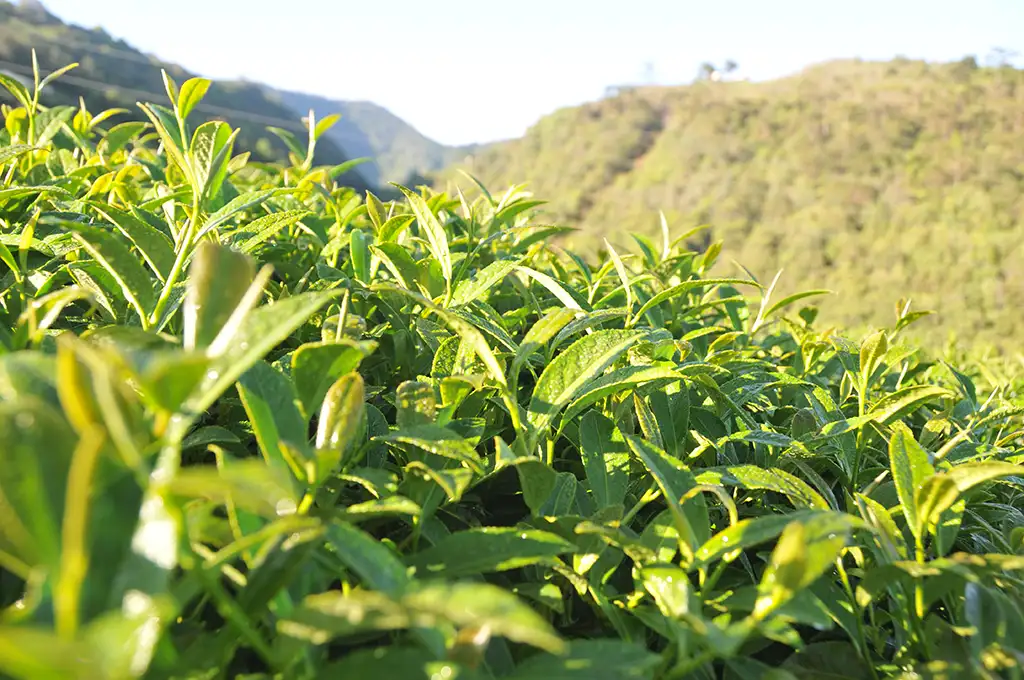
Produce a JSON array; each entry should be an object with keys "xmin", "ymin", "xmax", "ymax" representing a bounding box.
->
[
  {"xmin": 440, "ymin": 58, "xmax": 1024, "ymax": 351},
  {"xmin": 0, "ymin": 0, "xmax": 370, "ymax": 190}
]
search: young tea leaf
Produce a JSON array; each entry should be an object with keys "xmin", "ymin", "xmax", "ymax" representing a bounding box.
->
[
  {"xmin": 528, "ymin": 329, "xmax": 652, "ymax": 437},
  {"xmin": 888, "ymin": 422, "xmax": 935, "ymax": 540}
]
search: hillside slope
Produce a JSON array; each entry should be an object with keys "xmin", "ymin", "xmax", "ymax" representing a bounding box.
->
[
  {"xmin": 439, "ymin": 58, "xmax": 1024, "ymax": 351},
  {"xmin": 0, "ymin": 0, "xmax": 369, "ymax": 190},
  {"xmin": 275, "ymin": 89, "xmax": 478, "ymax": 187}
]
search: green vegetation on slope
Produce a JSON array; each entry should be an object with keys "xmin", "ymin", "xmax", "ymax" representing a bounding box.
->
[
  {"xmin": 1, "ymin": 66, "xmax": 1023, "ymax": 680},
  {"xmin": 0, "ymin": 0, "xmax": 370, "ymax": 190},
  {"xmin": 276, "ymin": 89, "xmax": 480, "ymax": 186},
  {"xmin": 440, "ymin": 58, "xmax": 1024, "ymax": 352}
]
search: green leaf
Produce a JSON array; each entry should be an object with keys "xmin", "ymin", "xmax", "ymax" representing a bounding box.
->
[
  {"xmin": 315, "ymin": 646, "xmax": 447, "ymax": 679},
  {"xmin": 100, "ymin": 121, "xmax": 148, "ymax": 155},
  {"xmin": 365, "ymin": 190, "xmax": 388, "ymax": 229},
  {"xmin": 181, "ymin": 290, "xmax": 340, "ymax": 420},
  {"xmin": 696, "ymin": 465, "xmax": 830, "ymax": 509},
  {"xmin": 65, "ymin": 222, "xmax": 156, "ymax": 322},
  {"xmin": 763, "ymin": 289, "xmax": 831, "ymax": 320},
  {"xmin": 169, "ymin": 458, "xmax": 298, "ymax": 519},
  {"xmin": 624, "ymin": 435, "xmax": 709, "ymax": 564},
  {"xmin": 176, "ymin": 77, "xmax": 211, "ymax": 121},
  {"xmin": 181, "ymin": 425, "xmax": 239, "ymax": 451},
  {"xmin": 396, "ymin": 185, "xmax": 451, "ymax": 287},
  {"xmin": 515, "ymin": 459, "xmax": 560, "ymax": 517},
  {"xmin": 406, "ymin": 527, "xmax": 575, "ymax": 577},
  {"xmin": 350, "ymin": 228, "xmax": 371, "ymax": 283},
  {"xmin": 888, "ymin": 422, "xmax": 934, "ymax": 539},
  {"xmin": 284, "ymin": 581, "xmax": 565, "ymax": 654},
  {"xmin": 195, "ymin": 188, "xmax": 286, "ymax": 241},
  {"xmin": 125, "ymin": 349, "xmax": 209, "ymax": 414},
  {"xmin": 724, "ymin": 658, "xmax": 800, "ymax": 680},
  {"xmin": 396, "ymin": 381, "xmax": 436, "ymax": 428},
  {"xmin": 604, "ymin": 239, "xmax": 633, "ymax": 313},
  {"xmin": 325, "ymin": 520, "xmax": 409, "ymax": 595},
  {"xmin": 965, "ymin": 583, "xmax": 1024, "ymax": 660},
  {"xmin": 35, "ymin": 107, "xmax": 75, "ymax": 148},
  {"xmin": 337, "ymin": 496, "xmax": 422, "ymax": 523},
  {"xmin": 0, "ymin": 144, "xmax": 37, "ymax": 166},
  {"xmin": 314, "ymin": 372, "xmax": 366, "ymax": 481},
  {"xmin": 138, "ymin": 102, "xmax": 193, "ymax": 185},
  {"xmin": 916, "ymin": 461, "xmax": 1024, "ymax": 535},
  {"xmin": 183, "ymin": 241, "xmax": 256, "ymax": 350},
  {"xmin": 694, "ymin": 510, "xmax": 840, "ymax": 569},
  {"xmin": 753, "ymin": 516, "xmax": 850, "ymax": 620},
  {"xmin": 0, "ymin": 73, "xmax": 32, "ymax": 109},
  {"xmin": 507, "ymin": 639, "xmax": 661, "ymax": 679},
  {"xmin": 372, "ymin": 243, "xmax": 422, "ymax": 291},
  {"xmin": 579, "ymin": 411, "xmax": 630, "ymax": 510},
  {"xmin": 943, "ymin": 361, "xmax": 978, "ymax": 408},
  {"xmin": 292, "ymin": 340, "xmax": 375, "ymax": 421},
  {"xmin": 38, "ymin": 63, "xmax": 79, "ymax": 93},
  {"xmin": 328, "ymin": 156, "xmax": 372, "ymax": 180},
  {"xmin": 516, "ymin": 265, "xmax": 586, "ymax": 311},
  {"xmin": 161, "ymin": 69, "xmax": 181, "ymax": 107},
  {"xmin": 853, "ymin": 492, "xmax": 907, "ymax": 561},
  {"xmin": 560, "ymin": 365, "xmax": 681, "ymax": 428},
  {"xmin": 378, "ymin": 213, "xmax": 416, "ymax": 243},
  {"xmin": 528, "ymin": 329, "xmax": 652, "ymax": 436},
  {"xmin": 536, "ymin": 471, "xmax": 578, "ymax": 517},
  {"xmin": 512, "ymin": 307, "xmax": 577, "ymax": 376},
  {"xmin": 189, "ymin": 120, "xmax": 237, "ymax": 203},
  {"xmin": 858, "ymin": 330, "xmax": 887, "ymax": 398},
  {"xmin": 648, "ymin": 389, "xmax": 689, "ymax": 458},
  {"xmin": 0, "ymin": 399, "xmax": 75, "ymax": 572},
  {"xmin": 0, "ymin": 185, "xmax": 73, "ymax": 203},
  {"xmin": 0, "ymin": 627, "xmax": 103, "ymax": 679},
  {"xmin": 92, "ymin": 204, "xmax": 175, "ymax": 282},
  {"xmin": 0, "ymin": 352, "xmax": 58, "ymax": 405},
  {"xmin": 267, "ymin": 125, "xmax": 306, "ymax": 162},
  {"xmin": 378, "ymin": 423, "xmax": 485, "ymax": 476},
  {"xmin": 780, "ymin": 641, "xmax": 870, "ymax": 680},
  {"xmin": 934, "ymin": 497, "xmax": 965, "ymax": 558},
  {"xmin": 374, "ymin": 284, "xmax": 507, "ymax": 388},
  {"xmin": 451, "ymin": 258, "xmax": 519, "ymax": 306},
  {"xmin": 641, "ymin": 564, "xmax": 694, "ymax": 618},
  {"xmin": 867, "ymin": 384, "xmax": 952, "ymax": 423},
  {"xmin": 632, "ymin": 277, "xmax": 759, "ymax": 323},
  {"xmin": 236, "ymin": 210, "xmax": 310, "ymax": 253},
  {"xmin": 550, "ymin": 309, "xmax": 629, "ymax": 351}
]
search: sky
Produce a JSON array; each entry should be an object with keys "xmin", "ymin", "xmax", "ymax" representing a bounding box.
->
[{"xmin": 38, "ymin": 0, "xmax": 1024, "ymax": 146}]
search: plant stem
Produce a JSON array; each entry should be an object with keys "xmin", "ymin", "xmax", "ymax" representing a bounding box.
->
[
  {"xmin": 151, "ymin": 194, "xmax": 201, "ymax": 326},
  {"xmin": 836, "ymin": 556, "xmax": 880, "ymax": 680}
]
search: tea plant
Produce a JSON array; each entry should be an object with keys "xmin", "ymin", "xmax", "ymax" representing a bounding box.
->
[{"xmin": 0, "ymin": 66, "xmax": 1022, "ymax": 680}]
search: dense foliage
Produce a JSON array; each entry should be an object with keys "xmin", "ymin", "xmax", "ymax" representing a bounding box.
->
[
  {"xmin": 1, "ymin": 67, "xmax": 1023, "ymax": 680},
  {"xmin": 441, "ymin": 58, "xmax": 1024, "ymax": 352}
]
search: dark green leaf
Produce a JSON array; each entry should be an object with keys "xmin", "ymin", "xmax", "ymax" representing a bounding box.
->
[{"xmin": 406, "ymin": 527, "xmax": 575, "ymax": 577}]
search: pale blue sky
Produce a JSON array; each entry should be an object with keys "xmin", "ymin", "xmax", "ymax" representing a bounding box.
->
[{"xmin": 40, "ymin": 0, "xmax": 1024, "ymax": 146}]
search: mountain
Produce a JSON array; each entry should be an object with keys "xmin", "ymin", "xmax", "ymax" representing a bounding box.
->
[
  {"xmin": 274, "ymin": 89, "xmax": 480, "ymax": 187},
  {"xmin": 0, "ymin": 0, "xmax": 370, "ymax": 191},
  {"xmin": 438, "ymin": 58, "xmax": 1024, "ymax": 352}
]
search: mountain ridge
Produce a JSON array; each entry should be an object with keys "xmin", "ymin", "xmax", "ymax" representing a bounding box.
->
[
  {"xmin": 0, "ymin": 0, "xmax": 477, "ymax": 192},
  {"xmin": 0, "ymin": 0, "xmax": 373, "ymax": 190},
  {"xmin": 272, "ymin": 87, "xmax": 481, "ymax": 187},
  {"xmin": 436, "ymin": 57, "xmax": 1024, "ymax": 350}
]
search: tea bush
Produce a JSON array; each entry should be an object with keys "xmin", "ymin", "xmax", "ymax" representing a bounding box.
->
[{"xmin": 0, "ymin": 64, "xmax": 1022, "ymax": 679}]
